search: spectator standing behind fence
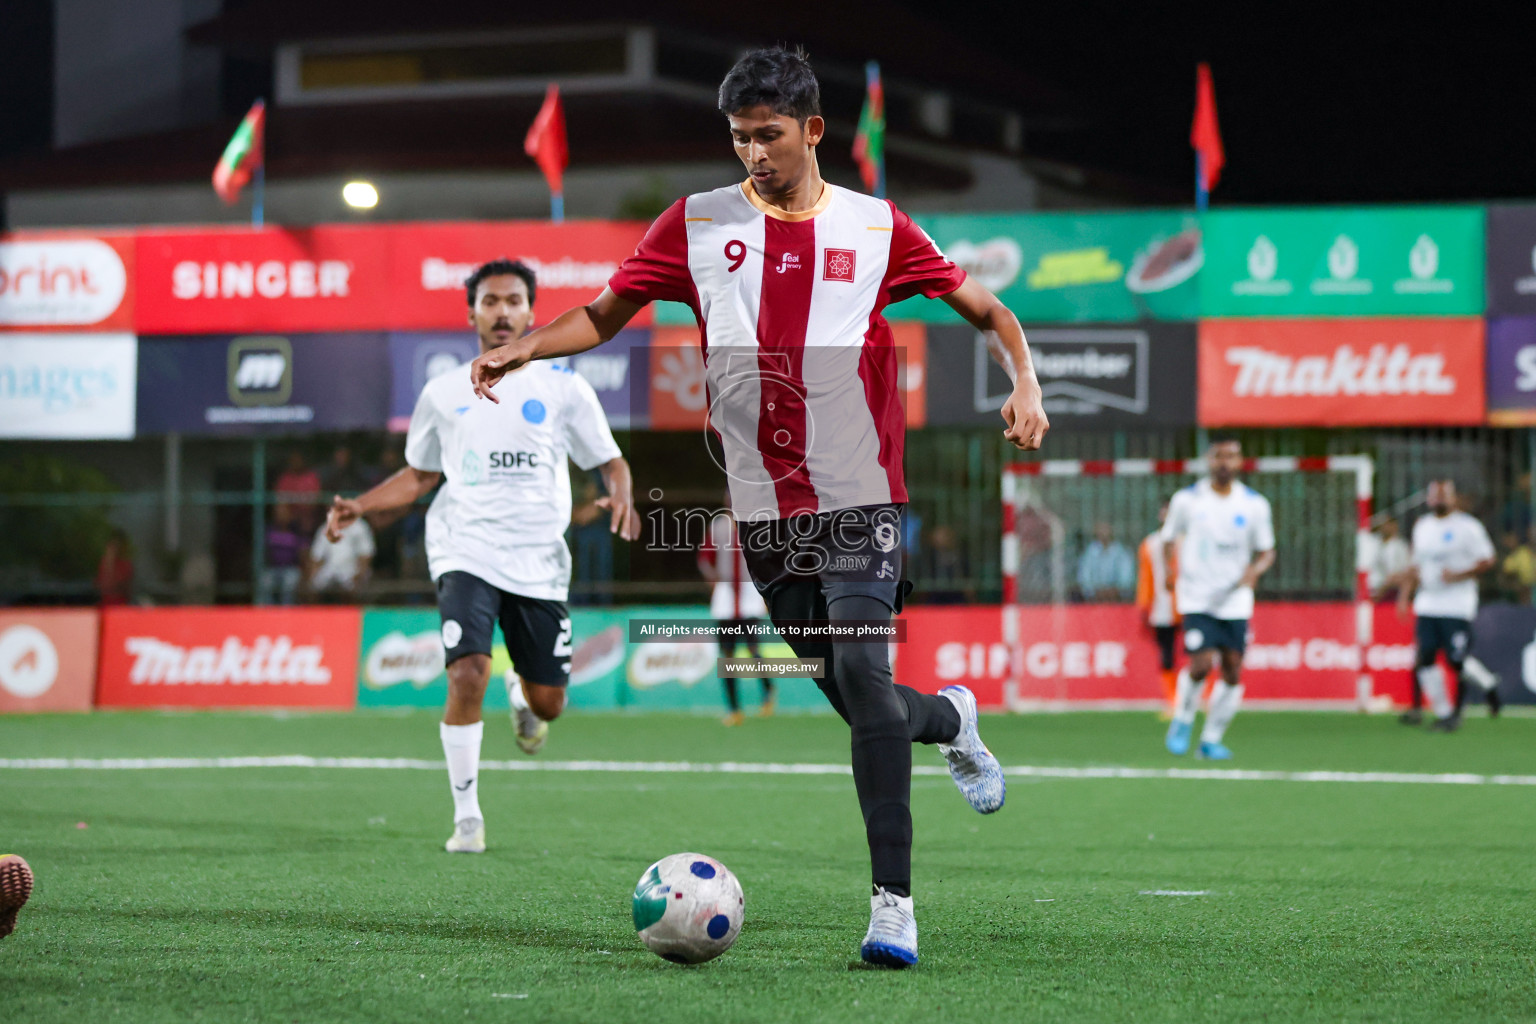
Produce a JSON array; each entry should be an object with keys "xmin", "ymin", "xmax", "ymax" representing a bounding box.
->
[
  {"xmin": 1078, "ymin": 522, "xmax": 1134, "ymax": 601},
  {"xmin": 919, "ymin": 524, "xmax": 973, "ymax": 605},
  {"xmin": 570, "ymin": 475, "xmax": 614, "ymax": 605},
  {"xmin": 275, "ymin": 451, "xmax": 322, "ymax": 533},
  {"xmin": 322, "ymin": 444, "xmax": 370, "ymax": 498},
  {"xmin": 95, "ymin": 529, "xmax": 133, "ymax": 605},
  {"xmin": 1136, "ymin": 503, "xmax": 1180, "ymax": 716},
  {"xmin": 1366, "ymin": 517, "xmax": 1412, "ymax": 602},
  {"xmin": 259, "ymin": 506, "xmax": 305, "ymax": 605},
  {"xmin": 307, "ymin": 517, "xmax": 374, "ymax": 603},
  {"xmin": 1498, "ymin": 529, "xmax": 1536, "ymax": 604}
]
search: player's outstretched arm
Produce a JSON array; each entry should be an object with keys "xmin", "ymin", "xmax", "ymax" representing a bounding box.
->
[
  {"xmin": 471, "ymin": 289, "xmax": 642, "ymax": 403},
  {"xmin": 325, "ymin": 467, "xmax": 441, "ymax": 543},
  {"xmin": 940, "ymin": 277, "xmax": 1048, "ymax": 451},
  {"xmin": 594, "ymin": 456, "xmax": 641, "ymax": 542}
]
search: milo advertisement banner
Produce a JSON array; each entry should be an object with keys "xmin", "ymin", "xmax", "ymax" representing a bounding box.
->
[
  {"xmin": 356, "ymin": 606, "xmax": 828, "ymax": 712},
  {"xmin": 1200, "ymin": 207, "xmax": 1483, "ymax": 317},
  {"xmin": 887, "ymin": 211, "xmax": 1202, "ymax": 323}
]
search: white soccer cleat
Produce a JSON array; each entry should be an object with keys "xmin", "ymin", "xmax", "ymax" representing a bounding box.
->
[
  {"xmin": 507, "ymin": 674, "xmax": 549, "ymax": 755},
  {"xmin": 937, "ymin": 685, "xmax": 1006, "ymax": 814},
  {"xmin": 444, "ymin": 817, "xmax": 485, "ymax": 853},
  {"xmin": 860, "ymin": 886, "xmax": 917, "ymax": 967}
]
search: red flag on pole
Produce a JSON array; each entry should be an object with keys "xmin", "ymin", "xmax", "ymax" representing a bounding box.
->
[
  {"xmin": 1190, "ymin": 63, "xmax": 1225, "ymax": 194},
  {"xmin": 213, "ymin": 100, "xmax": 265, "ymax": 205},
  {"xmin": 525, "ymin": 84, "xmax": 569, "ymax": 219}
]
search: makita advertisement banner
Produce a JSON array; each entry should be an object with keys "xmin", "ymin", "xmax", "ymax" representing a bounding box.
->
[
  {"xmin": 0, "ymin": 233, "xmax": 135, "ymax": 332},
  {"xmin": 1200, "ymin": 207, "xmax": 1484, "ymax": 317},
  {"xmin": 0, "ymin": 334, "xmax": 137, "ymax": 439},
  {"xmin": 1485, "ymin": 204, "xmax": 1536, "ymax": 317},
  {"xmin": 887, "ymin": 211, "xmax": 1202, "ymax": 323},
  {"xmin": 97, "ymin": 607, "xmax": 359, "ymax": 708},
  {"xmin": 895, "ymin": 604, "xmax": 1418, "ymax": 707},
  {"xmin": 1485, "ymin": 317, "xmax": 1536, "ymax": 426},
  {"xmin": 132, "ymin": 221, "xmax": 651, "ymax": 335},
  {"xmin": 136, "ymin": 333, "xmax": 390, "ymax": 436},
  {"xmin": 1198, "ymin": 318, "xmax": 1485, "ymax": 426},
  {"xmin": 924, "ymin": 322, "xmax": 1196, "ymax": 427}
]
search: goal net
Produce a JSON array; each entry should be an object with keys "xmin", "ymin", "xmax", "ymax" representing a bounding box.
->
[{"xmin": 999, "ymin": 456, "xmax": 1374, "ymax": 710}]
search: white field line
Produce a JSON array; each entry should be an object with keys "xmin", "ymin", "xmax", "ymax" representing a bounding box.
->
[{"xmin": 0, "ymin": 757, "xmax": 1534, "ymax": 787}]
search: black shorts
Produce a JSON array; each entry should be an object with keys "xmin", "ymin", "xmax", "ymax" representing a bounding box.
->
[
  {"xmin": 739, "ymin": 503, "xmax": 912, "ymax": 614},
  {"xmin": 1182, "ymin": 613, "xmax": 1249, "ymax": 655},
  {"xmin": 1415, "ymin": 616, "xmax": 1472, "ymax": 668},
  {"xmin": 436, "ymin": 571, "xmax": 572, "ymax": 686}
]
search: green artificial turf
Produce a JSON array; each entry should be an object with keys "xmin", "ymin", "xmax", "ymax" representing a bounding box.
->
[{"xmin": 2, "ymin": 708, "xmax": 1533, "ymax": 1023}]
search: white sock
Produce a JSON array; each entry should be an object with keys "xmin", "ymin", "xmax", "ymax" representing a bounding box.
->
[
  {"xmin": 507, "ymin": 671, "xmax": 529, "ymax": 711},
  {"xmin": 440, "ymin": 721, "xmax": 484, "ymax": 823},
  {"xmin": 1416, "ymin": 666, "xmax": 1453, "ymax": 719},
  {"xmin": 1201, "ymin": 682, "xmax": 1244, "ymax": 744},
  {"xmin": 1461, "ymin": 656, "xmax": 1496, "ymax": 692},
  {"xmin": 1173, "ymin": 669, "xmax": 1203, "ymax": 726}
]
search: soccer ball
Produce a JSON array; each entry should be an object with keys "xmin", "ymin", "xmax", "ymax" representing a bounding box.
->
[{"xmin": 631, "ymin": 853, "xmax": 743, "ymax": 964}]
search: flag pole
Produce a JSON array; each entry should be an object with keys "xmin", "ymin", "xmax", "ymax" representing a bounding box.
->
[
  {"xmin": 551, "ymin": 191, "xmax": 564, "ymax": 223},
  {"xmin": 1195, "ymin": 153, "xmax": 1207, "ymax": 213},
  {"xmin": 253, "ymin": 164, "xmax": 265, "ymax": 229}
]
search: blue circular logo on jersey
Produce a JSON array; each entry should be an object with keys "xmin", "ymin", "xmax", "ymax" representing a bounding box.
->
[
  {"xmin": 521, "ymin": 399, "xmax": 547, "ymax": 424},
  {"xmin": 1443, "ymin": 530, "xmax": 1454, "ymax": 543},
  {"xmin": 1234, "ymin": 514, "xmax": 1247, "ymax": 526}
]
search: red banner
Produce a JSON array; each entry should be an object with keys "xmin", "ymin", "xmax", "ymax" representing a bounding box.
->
[
  {"xmin": 0, "ymin": 232, "xmax": 134, "ymax": 332},
  {"xmin": 897, "ymin": 603, "xmax": 1414, "ymax": 707},
  {"xmin": 0, "ymin": 609, "xmax": 99, "ymax": 713},
  {"xmin": 1199, "ymin": 318, "xmax": 1485, "ymax": 426},
  {"xmin": 132, "ymin": 221, "xmax": 650, "ymax": 335},
  {"xmin": 97, "ymin": 607, "xmax": 359, "ymax": 709}
]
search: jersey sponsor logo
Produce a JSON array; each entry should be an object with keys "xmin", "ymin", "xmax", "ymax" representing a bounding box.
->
[
  {"xmin": 823, "ymin": 248, "xmax": 856, "ymax": 282},
  {"xmin": 0, "ymin": 625, "xmax": 59, "ymax": 699},
  {"xmin": 876, "ymin": 561, "xmax": 896, "ymax": 580},
  {"xmin": 774, "ymin": 252, "xmax": 802, "ymax": 274},
  {"xmin": 522, "ymin": 399, "xmax": 547, "ymax": 423},
  {"xmin": 460, "ymin": 451, "xmax": 482, "ymax": 486},
  {"xmin": 488, "ymin": 451, "xmax": 540, "ymax": 469},
  {"xmin": 122, "ymin": 635, "xmax": 332, "ymax": 685},
  {"xmin": 226, "ymin": 337, "xmax": 293, "ymax": 406}
]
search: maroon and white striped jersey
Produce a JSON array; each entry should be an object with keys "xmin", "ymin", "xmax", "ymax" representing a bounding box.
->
[{"xmin": 609, "ymin": 181, "xmax": 965, "ymax": 521}]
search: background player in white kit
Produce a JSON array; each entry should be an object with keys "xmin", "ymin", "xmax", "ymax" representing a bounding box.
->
[
  {"xmin": 1161, "ymin": 438, "xmax": 1275, "ymax": 760},
  {"xmin": 466, "ymin": 48, "xmax": 1049, "ymax": 967},
  {"xmin": 325, "ymin": 259, "xmax": 640, "ymax": 853},
  {"xmin": 1396, "ymin": 478, "xmax": 1498, "ymax": 731},
  {"xmin": 699, "ymin": 501, "xmax": 775, "ymax": 724}
]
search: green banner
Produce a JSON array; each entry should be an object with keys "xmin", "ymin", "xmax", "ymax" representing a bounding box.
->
[
  {"xmin": 888, "ymin": 210, "xmax": 1202, "ymax": 323},
  {"xmin": 356, "ymin": 605, "xmax": 830, "ymax": 713},
  {"xmin": 1200, "ymin": 206, "xmax": 1484, "ymax": 316}
]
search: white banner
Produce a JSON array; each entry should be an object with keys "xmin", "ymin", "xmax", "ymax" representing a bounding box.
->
[{"xmin": 0, "ymin": 333, "xmax": 137, "ymax": 439}]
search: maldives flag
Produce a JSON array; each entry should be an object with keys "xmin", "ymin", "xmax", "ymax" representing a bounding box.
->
[
  {"xmin": 1190, "ymin": 63, "xmax": 1225, "ymax": 192},
  {"xmin": 525, "ymin": 84, "xmax": 569, "ymax": 197},
  {"xmin": 853, "ymin": 61, "xmax": 885, "ymax": 196},
  {"xmin": 212, "ymin": 100, "xmax": 265, "ymax": 205}
]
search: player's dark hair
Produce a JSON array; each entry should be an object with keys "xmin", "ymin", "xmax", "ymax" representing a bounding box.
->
[
  {"xmin": 1208, "ymin": 432, "xmax": 1242, "ymax": 449},
  {"xmin": 717, "ymin": 46, "xmax": 821, "ymax": 122},
  {"xmin": 464, "ymin": 258, "xmax": 536, "ymax": 308}
]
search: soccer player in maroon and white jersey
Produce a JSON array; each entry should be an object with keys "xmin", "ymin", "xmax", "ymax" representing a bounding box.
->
[{"xmin": 470, "ymin": 47, "xmax": 1048, "ymax": 967}]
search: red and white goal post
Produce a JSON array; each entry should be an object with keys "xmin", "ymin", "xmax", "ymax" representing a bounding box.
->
[{"xmin": 1000, "ymin": 456, "xmax": 1375, "ymax": 711}]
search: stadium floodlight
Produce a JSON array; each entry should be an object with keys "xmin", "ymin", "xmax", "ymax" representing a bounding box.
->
[{"xmin": 342, "ymin": 181, "xmax": 379, "ymax": 209}]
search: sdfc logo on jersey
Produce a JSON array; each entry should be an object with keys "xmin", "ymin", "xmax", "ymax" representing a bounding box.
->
[{"xmin": 823, "ymin": 249, "xmax": 856, "ymax": 282}]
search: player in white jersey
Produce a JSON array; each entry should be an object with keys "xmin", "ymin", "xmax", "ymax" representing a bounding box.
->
[
  {"xmin": 700, "ymin": 504, "xmax": 775, "ymax": 724},
  {"xmin": 467, "ymin": 48, "xmax": 1049, "ymax": 967},
  {"xmin": 1396, "ymin": 479, "xmax": 1497, "ymax": 731},
  {"xmin": 1160, "ymin": 438, "xmax": 1275, "ymax": 760},
  {"xmin": 325, "ymin": 259, "xmax": 640, "ymax": 854}
]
